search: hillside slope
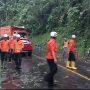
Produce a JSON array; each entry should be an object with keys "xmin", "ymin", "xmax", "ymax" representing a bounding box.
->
[{"xmin": 0, "ymin": 0, "xmax": 90, "ymax": 55}]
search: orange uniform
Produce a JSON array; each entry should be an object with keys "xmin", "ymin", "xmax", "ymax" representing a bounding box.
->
[
  {"xmin": 0, "ymin": 41, "xmax": 1, "ymax": 49},
  {"xmin": 63, "ymin": 41, "xmax": 68, "ymax": 48},
  {"xmin": 14, "ymin": 40, "xmax": 24, "ymax": 53},
  {"xmin": 1, "ymin": 40, "xmax": 9, "ymax": 52},
  {"xmin": 9, "ymin": 39, "xmax": 15, "ymax": 50},
  {"xmin": 68, "ymin": 39, "xmax": 75, "ymax": 52},
  {"xmin": 46, "ymin": 38, "xmax": 58, "ymax": 59}
]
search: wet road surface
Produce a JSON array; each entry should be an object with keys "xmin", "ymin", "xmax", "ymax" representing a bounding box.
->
[{"xmin": 0, "ymin": 49, "xmax": 90, "ymax": 89}]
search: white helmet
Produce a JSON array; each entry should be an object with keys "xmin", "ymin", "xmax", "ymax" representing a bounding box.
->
[
  {"xmin": 13, "ymin": 34, "xmax": 17, "ymax": 37},
  {"xmin": 50, "ymin": 31, "xmax": 57, "ymax": 37},
  {"xmin": 72, "ymin": 35, "xmax": 76, "ymax": 38},
  {"xmin": 13, "ymin": 34, "xmax": 20, "ymax": 38},
  {"xmin": 16, "ymin": 34, "xmax": 21, "ymax": 38},
  {"xmin": 3, "ymin": 34, "xmax": 8, "ymax": 37}
]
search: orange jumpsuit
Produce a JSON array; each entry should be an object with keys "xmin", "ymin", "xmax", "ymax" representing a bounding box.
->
[
  {"xmin": 62, "ymin": 40, "xmax": 69, "ymax": 58},
  {"xmin": 1, "ymin": 39, "xmax": 9, "ymax": 67},
  {"xmin": 1, "ymin": 40, "xmax": 9, "ymax": 52},
  {"xmin": 8, "ymin": 38, "xmax": 15, "ymax": 62},
  {"xmin": 13, "ymin": 39, "xmax": 24, "ymax": 69},
  {"xmin": 45, "ymin": 38, "xmax": 58, "ymax": 86},
  {"xmin": 46, "ymin": 38, "xmax": 58, "ymax": 60},
  {"xmin": 68, "ymin": 39, "xmax": 76, "ymax": 61},
  {"xmin": 68, "ymin": 39, "xmax": 75, "ymax": 53}
]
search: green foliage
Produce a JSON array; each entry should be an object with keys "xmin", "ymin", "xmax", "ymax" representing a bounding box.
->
[{"xmin": 0, "ymin": 0, "xmax": 90, "ymax": 54}]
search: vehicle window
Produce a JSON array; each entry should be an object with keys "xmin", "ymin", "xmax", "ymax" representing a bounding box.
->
[{"xmin": 18, "ymin": 32, "xmax": 27, "ymax": 38}]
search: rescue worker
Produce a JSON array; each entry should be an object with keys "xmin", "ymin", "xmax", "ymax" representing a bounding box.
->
[
  {"xmin": 45, "ymin": 31, "xmax": 58, "ymax": 87},
  {"xmin": 8, "ymin": 35, "xmax": 16, "ymax": 62},
  {"xmin": 0, "ymin": 40, "xmax": 1, "ymax": 57},
  {"xmin": 62, "ymin": 38, "xmax": 69, "ymax": 59},
  {"xmin": 66, "ymin": 35, "xmax": 77, "ymax": 69},
  {"xmin": 0, "ymin": 36, "xmax": 2, "ymax": 57},
  {"xmin": 1, "ymin": 34, "xmax": 9, "ymax": 68},
  {"xmin": 13, "ymin": 34, "xmax": 24, "ymax": 70}
]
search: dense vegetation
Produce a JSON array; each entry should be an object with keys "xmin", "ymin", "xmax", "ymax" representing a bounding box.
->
[{"xmin": 0, "ymin": 0, "xmax": 90, "ymax": 55}]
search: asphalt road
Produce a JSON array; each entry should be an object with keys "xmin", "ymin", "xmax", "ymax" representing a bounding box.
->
[{"xmin": 0, "ymin": 48, "xmax": 90, "ymax": 89}]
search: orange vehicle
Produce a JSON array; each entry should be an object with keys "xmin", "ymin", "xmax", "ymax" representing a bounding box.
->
[{"xmin": 0, "ymin": 26, "xmax": 33, "ymax": 56}]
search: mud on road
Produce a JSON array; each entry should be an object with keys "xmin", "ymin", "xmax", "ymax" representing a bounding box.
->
[{"xmin": 0, "ymin": 48, "xmax": 90, "ymax": 89}]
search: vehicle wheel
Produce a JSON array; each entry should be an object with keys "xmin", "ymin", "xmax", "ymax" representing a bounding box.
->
[{"xmin": 28, "ymin": 50, "xmax": 32, "ymax": 57}]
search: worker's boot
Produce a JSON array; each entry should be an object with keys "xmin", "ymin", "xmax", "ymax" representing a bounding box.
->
[
  {"xmin": 66, "ymin": 61, "xmax": 72, "ymax": 68},
  {"xmin": 71, "ymin": 61, "xmax": 77, "ymax": 70}
]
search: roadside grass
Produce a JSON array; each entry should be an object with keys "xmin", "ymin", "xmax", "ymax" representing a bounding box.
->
[
  {"xmin": 31, "ymin": 32, "xmax": 84, "ymax": 56},
  {"xmin": 31, "ymin": 28, "xmax": 89, "ymax": 57},
  {"xmin": 31, "ymin": 33, "xmax": 50, "ymax": 49}
]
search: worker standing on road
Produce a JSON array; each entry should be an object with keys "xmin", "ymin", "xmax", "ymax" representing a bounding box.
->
[
  {"xmin": 1, "ymin": 34, "xmax": 9, "ymax": 69},
  {"xmin": 66, "ymin": 35, "xmax": 77, "ymax": 69},
  {"xmin": 0, "ymin": 36, "xmax": 3, "ymax": 57},
  {"xmin": 13, "ymin": 34, "xmax": 24, "ymax": 70},
  {"xmin": 62, "ymin": 38, "xmax": 69, "ymax": 60},
  {"xmin": 8, "ymin": 35, "xmax": 16, "ymax": 63},
  {"xmin": 45, "ymin": 31, "xmax": 58, "ymax": 87}
]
